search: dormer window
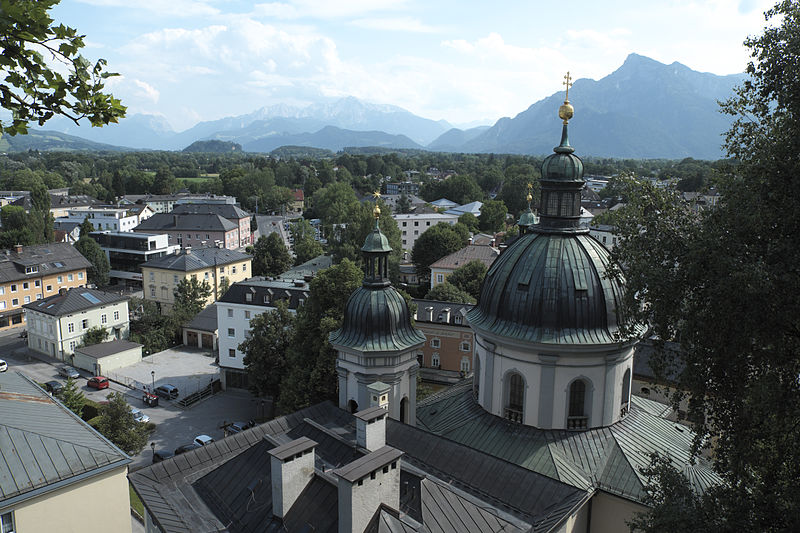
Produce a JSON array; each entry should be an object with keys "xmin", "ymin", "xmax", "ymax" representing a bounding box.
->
[
  {"xmin": 25, "ymin": 265, "xmax": 38, "ymax": 274},
  {"xmin": 245, "ymin": 293, "xmax": 253, "ymax": 302}
]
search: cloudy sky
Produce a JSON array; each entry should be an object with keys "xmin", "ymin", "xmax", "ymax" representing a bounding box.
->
[{"xmin": 53, "ymin": 0, "xmax": 775, "ymax": 132}]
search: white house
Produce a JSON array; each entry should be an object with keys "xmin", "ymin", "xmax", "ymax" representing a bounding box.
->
[
  {"xmin": 23, "ymin": 288, "xmax": 129, "ymax": 361},
  {"xmin": 391, "ymin": 212, "xmax": 458, "ymax": 251},
  {"xmin": 56, "ymin": 206, "xmax": 141, "ymax": 232}
]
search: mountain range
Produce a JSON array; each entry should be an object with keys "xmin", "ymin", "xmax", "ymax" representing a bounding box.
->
[{"xmin": 17, "ymin": 54, "xmax": 746, "ymax": 159}]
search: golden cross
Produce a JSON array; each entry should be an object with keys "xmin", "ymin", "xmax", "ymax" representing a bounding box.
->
[
  {"xmin": 563, "ymin": 71, "xmax": 573, "ymax": 100},
  {"xmin": 372, "ymin": 191, "xmax": 382, "ymax": 200}
]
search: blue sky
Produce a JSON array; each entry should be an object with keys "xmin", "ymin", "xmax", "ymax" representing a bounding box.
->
[{"xmin": 53, "ymin": 0, "xmax": 775, "ymax": 132}]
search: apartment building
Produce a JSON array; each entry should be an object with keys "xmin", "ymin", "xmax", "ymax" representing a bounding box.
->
[
  {"xmin": 412, "ymin": 299, "xmax": 475, "ymax": 382},
  {"xmin": 429, "ymin": 244, "xmax": 500, "ymax": 288},
  {"xmin": 391, "ymin": 212, "xmax": 458, "ymax": 251},
  {"xmin": 0, "ymin": 243, "xmax": 90, "ymax": 331},
  {"xmin": 89, "ymin": 231, "xmax": 180, "ymax": 288},
  {"xmin": 171, "ymin": 203, "xmax": 252, "ymax": 247},
  {"xmin": 134, "ymin": 213, "xmax": 241, "ymax": 250},
  {"xmin": 55, "ymin": 206, "xmax": 144, "ymax": 232}
]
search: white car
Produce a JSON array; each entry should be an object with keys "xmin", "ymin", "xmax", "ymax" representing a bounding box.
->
[
  {"xmin": 130, "ymin": 407, "xmax": 150, "ymax": 423},
  {"xmin": 0, "ymin": 359, "xmax": 7, "ymax": 372},
  {"xmin": 194, "ymin": 434, "xmax": 214, "ymax": 446}
]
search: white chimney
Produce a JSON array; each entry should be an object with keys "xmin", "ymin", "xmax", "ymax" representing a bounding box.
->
[
  {"xmin": 334, "ymin": 446, "xmax": 403, "ymax": 533},
  {"xmin": 355, "ymin": 406, "xmax": 387, "ymax": 451},
  {"xmin": 268, "ymin": 437, "xmax": 317, "ymax": 519},
  {"xmin": 425, "ymin": 306, "xmax": 434, "ymax": 321},
  {"xmin": 367, "ymin": 381, "xmax": 391, "ymax": 410},
  {"xmin": 442, "ymin": 307, "xmax": 451, "ymax": 323}
]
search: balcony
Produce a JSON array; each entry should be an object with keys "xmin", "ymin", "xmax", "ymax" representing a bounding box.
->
[
  {"xmin": 504, "ymin": 407, "xmax": 523, "ymax": 424},
  {"xmin": 567, "ymin": 416, "xmax": 588, "ymax": 430}
]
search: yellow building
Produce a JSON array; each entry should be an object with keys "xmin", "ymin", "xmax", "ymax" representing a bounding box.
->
[
  {"xmin": 141, "ymin": 246, "xmax": 252, "ymax": 313},
  {"xmin": 0, "ymin": 243, "xmax": 90, "ymax": 331},
  {"xmin": 0, "ymin": 372, "xmax": 132, "ymax": 533}
]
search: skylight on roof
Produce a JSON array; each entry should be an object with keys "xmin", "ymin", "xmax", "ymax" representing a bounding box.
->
[
  {"xmin": 53, "ymin": 261, "xmax": 64, "ymax": 267},
  {"xmin": 80, "ymin": 292, "xmax": 101, "ymax": 304}
]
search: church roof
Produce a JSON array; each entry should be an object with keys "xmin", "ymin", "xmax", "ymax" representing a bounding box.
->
[{"xmin": 416, "ymin": 379, "xmax": 721, "ymax": 502}]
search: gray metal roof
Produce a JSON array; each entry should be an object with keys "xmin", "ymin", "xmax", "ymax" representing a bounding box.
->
[
  {"xmin": 269, "ymin": 437, "xmax": 317, "ymax": 461},
  {"xmin": 184, "ymin": 303, "xmax": 218, "ymax": 332},
  {"xmin": 334, "ymin": 446, "xmax": 403, "ymax": 483},
  {"xmin": 219, "ymin": 278, "xmax": 308, "ymax": 310},
  {"xmin": 0, "ymin": 242, "xmax": 91, "ymax": 284},
  {"xmin": 74, "ymin": 339, "xmax": 142, "ymax": 359},
  {"xmin": 23, "ymin": 287, "xmax": 127, "ymax": 317},
  {"xmin": 142, "ymin": 247, "xmax": 251, "ymax": 272},
  {"xmin": 277, "ymin": 254, "xmax": 332, "ymax": 281},
  {"xmin": 416, "ymin": 379, "xmax": 721, "ymax": 503},
  {"xmin": 135, "ymin": 213, "xmax": 238, "ymax": 232},
  {"xmin": 171, "ymin": 203, "xmax": 250, "ymax": 220},
  {"xmin": 412, "ymin": 299, "xmax": 472, "ymax": 326},
  {"xmin": 129, "ymin": 401, "xmax": 589, "ymax": 533},
  {"xmin": 0, "ymin": 372, "xmax": 130, "ymax": 510}
]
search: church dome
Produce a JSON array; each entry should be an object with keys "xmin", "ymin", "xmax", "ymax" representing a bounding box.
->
[{"xmin": 467, "ymin": 231, "xmax": 628, "ymax": 345}]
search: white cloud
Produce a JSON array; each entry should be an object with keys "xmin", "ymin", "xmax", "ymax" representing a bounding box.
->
[
  {"xmin": 350, "ymin": 17, "xmax": 440, "ymax": 33},
  {"xmin": 252, "ymin": 0, "xmax": 408, "ymax": 20},
  {"xmin": 133, "ymin": 79, "xmax": 160, "ymax": 103},
  {"xmin": 75, "ymin": 0, "xmax": 220, "ymax": 18}
]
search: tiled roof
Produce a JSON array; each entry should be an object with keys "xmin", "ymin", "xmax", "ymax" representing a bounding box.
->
[
  {"xmin": 0, "ymin": 372, "xmax": 129, "ymax": 507},
  {"xmin": 0, "ymin": 243, "xmax": 91, "ymax": 284},
  {"xmin": 134, "ymin": 213, "xmax": 237, "ymax": 232},
  {"xmin": 429, "ymin": 244, "xmax": 500, "ymax": 271},
  {"xmin": 219, "ymin": 279, "xmax": 308, "ymax": 310},
  {"xmin": 23, "ymin": 287, "xmax": 126, "ymax": 317},
  {"xmin": 141, "ymin": 248, "xmax": 251, "ymax": 272},
  {"xmin": 171, "ymin": 203, "xmax": 250, "ymax": 220}
]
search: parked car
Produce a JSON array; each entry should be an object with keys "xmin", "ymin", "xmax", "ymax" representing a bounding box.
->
[
  {"xmin": 58, "ymin": 365, "xmax": 80, "ymax": 379},
  {"xmin": 87, "ymin": 376, "xmax": 109, "ymax": 389},
  {"xmin": 194, "ymin": 434, "xmax": 214, "ymax": 446},
  {"xmin": 174, "ymin": 443, "xmax": 200, "ymax": 455},
  {"xmin": 152, "ymin": 450, "xmax": 174, "ymax": 464},
  {"xmin": 227, "ymin": 421, "xmax": 253, "ymax": 434},
  {"xmin": 154, "ymin": 384, "xmax": 179, "ymax": 399},
  {"xmin": 130, "ymin": 407, "xmax": 150, "ymax": 423},
  {"xmin": 0, "ymin": 359, "xmax": 7, "ymax": 372},
  {"xmin": 44, "ymin": 380, "xmax": 63, "ymax": 395}
]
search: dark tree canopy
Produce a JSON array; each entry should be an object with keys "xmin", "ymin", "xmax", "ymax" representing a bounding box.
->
[
  {"xmin": 252, "ymin": 233, "xmax": 292, "ymax": 277},
  {"xmin": 411, "ymin": 222, "xmax": 466, "ymax": 283},
  {"xmin": 241, "ymin": 300, "xmax": 295, "ymax": 400},
  {"xmin": 95, "ymin": 392, "xmax": 148, "ymax": 454},
  {"xmin": 173, "ymin": 277, "xmax": 212, "ymax": 319},
  {"xmin": 424, "ymin": 282, "xmax": 475, "ymax": 304},
  {"xmin": 478, "ymin": 199, "xmax": 508, "ymax": 233},
  {"xmin": 446, "ymin": 259, "xmax": 488, "ymax": 301},
  {"xmin": 74, "ymin": 235, "xmax": 109, "ymax": 287}
]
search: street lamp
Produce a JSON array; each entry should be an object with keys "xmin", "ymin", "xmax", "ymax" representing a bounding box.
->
[
  {"xmin": 150, "ymin": 442, "xmax": 155, "ymax": 458},
  {"xmin": 151, "ymin": 370, "xmax": 155, "ymax": 392}
]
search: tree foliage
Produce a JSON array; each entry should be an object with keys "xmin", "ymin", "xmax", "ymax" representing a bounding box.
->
[
  {"xmin": 290, "ymin": 219, "xmax": 324, "ymax": 265},
  {"xmin": 478, "ymin": 199, "xmax": 508, "ymax": 233},
  {"xmin": 618, "ymin": 3, "xmax": 800, "ymax": 530},
  {"xmin": 446, "ymin": 259, "xmax": 488, "ymax": 301},
  {"xmin": 241, "ymin": 300, "xmax": 295, "ymax": 400},
  {"xmin": 0, "ymin": 0, "xmax": 126, "ymax": 135},
  {"xmin": 74, "ymin": 235, "xmax": 109, "ymax": 286},
  {"xmin": 411, "ymin": 222, "xmax": 466, "ymax": 283},
  {"xmin": 252, "ymin": 233, "xmax": 292, "ymax": 277},
  {"xmin": 424, "ymin": 282, "xmax": 475, "ymax": 304},
  {"xmin": 173, "ymin": 277, "xmax": 212, "ymax": 319},
  {"xmin": 59, "ymin": 377, "xmax": 85, "ymax": 418},
  {"xmin": 95, "ymin": 392, "xmax": 148, "ymax": 454},
  {"xmin": 80, "ymin": 325, "xmax": 108, "ymax": 346}
]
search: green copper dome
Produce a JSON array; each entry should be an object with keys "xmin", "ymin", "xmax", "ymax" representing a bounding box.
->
[
  {"xmin": 362, "ymin": 223, "xmax": 392, "ymax": 253},
  {"xmin": 518, "ymin": 209, "xmax": 538, "ymax": 231},
  {"xmin": 541, "ymin": 124, "xmax": 584, "ymax": 184},
  {"xmin": 467, "ymin": 232, "xmax": 629, "ymax": 345}
]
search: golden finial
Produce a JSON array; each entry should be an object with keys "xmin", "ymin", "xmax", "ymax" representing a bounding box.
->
[
  {"xmin": 372, "ymin": 191, "xmax": 382, "ymax": 200},
  {"xmin": 372, "ymin": 191, "xmax": 381, "ymax": 219},
  {"xmin": 526, "ymin": 182, "xmax": 533, "ymax": 203},
  {"xmin": 559, "ymin": 71, "xmax": 575, "ymax": 124}
]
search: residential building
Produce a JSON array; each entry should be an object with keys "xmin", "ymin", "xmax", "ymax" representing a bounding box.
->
[
  {"xmin": 391, "ymin": 212, "xmax": 458, "ymax": 251},
  {"xmin": 585, "ymin": 175, "xmax": 610, "ymax": 193},
  {"xmin": 413, "ymin": 299, "xmax": 475, "ymax": 383},
  {"xmin": 72, "ymin": 339, "xmax": 143, "ymax": 376},
  {"xmin": 588, "ymin": 224, "xmax": 620, "ymax": 251},
  {"xmin": 55, "ymin": 205, "xmax": 143, "ymax": 232},
  {"xmin": 444, "ymin": 200, "xmax": 483, "ymax": 217},
  {"xmin": 0, "ymin": 371, "xmax": 132, "ymax": 533},
  {"xmin": 134, "ymin": 213, "xmax": 241, "ymax": 250},
  {"xmin": 0, "ymin": 243, "xmax": 90, "ymax": 331},
  {"xmin": 378, "ymin": 193, "xmax": 426, "ymax": 213},
  {"xmin": 384, "ymin": 180, "xmax": 420, "ymax": 196},
  {"xmin": 216, "ymin": 277, "xmax": 310, "ymax": 390},
  {"xmin": 182, "ymin": 303, "xmax": 218, "ymax": 351},
  {"xmin": 52, "ymin": 220, "xmax": 81, "ymax": 244},
  {"xmin": 23, "ymin": 287, "xmax": 129, "ymax": 361},
  {"xmin": 119, "ymin": 193, "xmax": 236, "ymax": 214},
  {"xmin": 141, "ymin": 247, "xmax": 252, "ymax": 313},
  {"xmin": 289, "ymin": 189, "xmax": 304, "ymax": 213},
  {"xmin": 429, "ymin": 198, "xmax": 458, "ymax": 210},
  {"xmin": 170, "ymin": 202, "xmax": 252, "ymax": 247},
  {"xmin": 8, "ymin": 191, "xmax": 95, "ymax": 218},
  {"xmin": 89, "ymin": 231, "xmax": 180, "ymax": 288},
  {"xmin": 429, "ymin": 244, "xmax": 500, "ymax": 288}
]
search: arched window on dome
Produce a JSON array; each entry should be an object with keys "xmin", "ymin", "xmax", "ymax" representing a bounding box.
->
[
  {"xmin": 473, "ymin": 354, "xmax": 481, "ymax": 400},
  {"xmin": 567, "ymin": 379, "xmax": 589, "ymax": 430},
  {"xmin": 559, "ymin": 193, "xmax": 570, "ymax": 216},
  {"xmin": 621, "ymin": 368, "xmax": 631, "ymax": 417},
  {"xmin": 546, "ymin": 192, "xmax": 559, "ymax": 216},
  {"xmin": 504, "ymin": 372, "xmax": 525, "ymax": 424}
]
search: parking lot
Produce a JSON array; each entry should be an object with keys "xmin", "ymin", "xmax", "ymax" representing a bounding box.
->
[{"xmin": 0, "ymin": 328, "xmax": 260, "ymax": 470}]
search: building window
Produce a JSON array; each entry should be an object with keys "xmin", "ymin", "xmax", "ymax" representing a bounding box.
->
[
  {"xmin": 568, "ymin": 379, "xmax": 589, "ymax": 430},
  {"xmin": 34, "ymin": 280, "xmax": 40, "ymax": 287},
  {"xmin": 220, "ymin": 267, "xmax": 225, "ymax": 273},
  {"xmin": 402, "ymin": 221, "xmax": 407, "ymax": 227},
  {"xmin": 114, "ymin": 311, "xmax": 119, "ymax": 320},
  {"xmin": 68, "ymin": 323, "xmax": 74, "ymax": 333},
  {"xmin": 432, "ymin": 352, "xmax": 440, "ymax": 367},
  {"xmin": 78, "ymin": 272, "xmax": 84, "ymax": 280},
  {"xmin": 22, "ymin": 282, "xmax": 28, "ymax": 290},
  {"xmin": 23, "ymin": 295, "xmax": 30, "ymax": 304},
  {"xmin": 414, "ymin": 230, "xmax": 419, "ymax": 236},
  {"xmin": 227, "ymin": 309, "xmax": 234, "ymax": 317},
  {"xmin": 206, "ymin": 234, "xmax": 210, "ymax": 240},
  {"xmin": 101, "ymin": 314, "xmax": 107, "ymax": 324},
  {"xmin": 10, "ymin": 284, "xmax": 16, "ymax": 293},
  {"xmin": 228, "ymin": 328, "xmax": 235, "ymax": 337},
  {"xmin": 1, "ymin": 510, "xmax": 15, "ymax": 532},
  {"xmin": 70, "ymin": 341, "xmax": 77, "ymax": 351},
  {"xmin": 82, "ymin": 319, "xmax": 89, "ymax": 329},
  {"xmin": 430, "ymin": 338, "xmax": 440, "ymax": 348},
  {"xmin": 229, "ymin": 349, "xmax": 236, "ymax": 357},
  {"xmin": 0, "ymin": 301, "xmax": 5, "ymax": 310},
  {"xmin": 25, "ymin": 265, "xmax": 38, "ymax": 274},
  {"xmin": 245, "ymin": 293, "xmax": 252, "ymax": 302},
  {"xmin": 36, "ymin": 294, "xmax": 41, "ymax": 300},
  {"xmin": 47, "ymin": 284, "xmax": 53, "ymax": 292},
  {"xmin": 150, "ymin": 287, "xmax": 156, "ymax": 297},
  {"xmin": 505, "ymin": 372, "xmax": 525, "ymax": 423},
  {"xmin": 232, "ymin": 266, "xmax": 237, "ymax": 274},
  {"xmin": 242, "ymin": 263, "xmax": 247, "ymax": 272},
  {"xmin": 621, "ymin": 368, "xmax": 631, "ymax": 416},
  {"xmin": 460, "ymin": 341, "xmax": 470, "ymax": 352},
  {"xmin": 460, "ymin": 356, "xmax": 470, "ymax": 373},
  {"xmin": 56, "ymin": 275, "xmax": 62, "ymax": 284},
  {"xmin": 174, "ymin": 275, "xmax": 179, "ymax": 283},
  {"xmin": 0, "ymin": 287, "xmax": 4, "ymax": 295},
  {"xmin": 204, "ymin": 272, "xmax": 209, "ymax": 280},
  {"xmin": 149, "ymin": 272, "xmax": 155, "ymax": 281},
  {"xmin": 244, "ymin": 310, "xmax": 251, "ymax": 319},
  {"xmin": 414, "ymin": 221, "xmax": 419, "ymax": 226},
  {"xmin": 11, "ymin": 298, "xmax": 18, "ymax": 307},
  {"xmin": 68, "ymin": 273, "xmax": 74, "ymax": 281},
  {"xmin": 436, "ymin": 274, "xmax": 443, "ymax": 283}
]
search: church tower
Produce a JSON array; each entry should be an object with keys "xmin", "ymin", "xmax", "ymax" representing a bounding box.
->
[
  {"xmin": 330, "ymin": 200, "xmax": 426, "ymax": 425},
  {"xmin": 467, "ymin": 77, "xmax": 640, "ymax": 430}
]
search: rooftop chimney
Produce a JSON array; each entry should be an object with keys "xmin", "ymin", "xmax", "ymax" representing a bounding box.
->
[
  {"xmin": 268, "ymin": 437, "xmax": 317, "ymax": 519},
  {"xmin": 425, "ymin": 306, "xmax": 434, "ymax": 322},
  {"xmin": 58, "ymin": 288, "xmax": 68, "ymax": 296},
  {"xmin": 185, "ymin": 246, "xmax": 191, "ymax": 255},
  {"xmin": 14, "ymin": 244, "xmax": 22, "ymax": 253},
  {"xmin": 442, "ymin": 307, "xmax": 451, "ymax": 323},
  {"xmin": 355, "ymin": 406, "xmax": 387, "ymax": 452},
  {"xmin": 334, "ymin": 446, "xmax": 403, "ymax": 533},
  {"xmin": 367, "ymin": 381, "xmax": 391, "ymax": 410}
]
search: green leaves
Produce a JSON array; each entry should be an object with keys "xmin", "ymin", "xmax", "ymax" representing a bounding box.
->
[{"xmin": 0, "ymin": 0, "xmax": 125, "ymax": 135}]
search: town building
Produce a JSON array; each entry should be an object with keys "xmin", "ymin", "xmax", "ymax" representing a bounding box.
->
[
  {"xmin": 52, "ymin": 220, "xmax": 81, "ymax": 244},
  {"xmin": 588, "ymin": 224, "xmax": 620, "ymax": 251},
  {"xmin": 412, "ymin": 298, "xmax": 474, "ymax": 383},
  {"xmin": 0, "ymin": 371, "xmax": 132, "ymax": 533},
  {"xmin": 23, "ymin": 287, "xmax": 129, "ymax": 361},
  {"xmin": 182, "ymin": 303, "xmax": 218, "ymax": 351},
  {"xmin": 72, "ymin": 339, "xmax": 143, "ymax": 376},
  {"xmin": 0, "ymin": 243, "xmax": 90, "ymax": 331},
  {"xmin": 118, "ymin": 193, "xmax": 237, "ymax": 214},
  {"xmin": 89, "ymin": 231, "xmax": 180, "ymax": 288},
  {"xmin": 141, "ymin": 247, "xmax": 251, "ymax": 313},
  {"xmin": 391, "ymin": 212, "xmax": 458, "ymax": 251},
  {"xmin": 55, "ymin": 205, "xmax": 144, "ymax": 232},
  {"xmin": 444, "ymin": 200, "xmax": 483, "ymax": 217},
  {"xmin": 384, "ymin": 181, "xmax": 420, "ymax": 196},
  {"xmin": 429, "ymin": 198, "xmax": 458, "ymax": 210},
  {"xmin": 429, "ymin": 244, "xmax": 500, "ymax": 287},
  {"xmin": 170, "ymin": 202, "xmax": 252, "ymax": 247},
  {"xmin": 134, "ymin": 213, "xmax": 242, "ymax": 250},
  {"xmin": 289, "ymin": 188, "xmax": 304, "ymax": 213},
  {"xmin": 379, "ymin": 193, "xmax": 426, "ymax": 213}
]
